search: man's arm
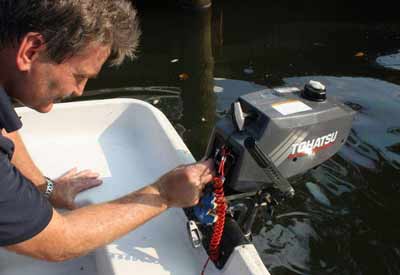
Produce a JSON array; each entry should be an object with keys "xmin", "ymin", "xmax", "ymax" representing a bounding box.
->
[
  {"xmin": 6, "ymin": 160, "xmax": 214, "ymax": 261},
  {"xmin": 7, "ymin": 184, "xmax": 168, "ymax": 261},
  {"xmin": 1, "ymin": 129, "xmax": 102, "ymax": 209}
]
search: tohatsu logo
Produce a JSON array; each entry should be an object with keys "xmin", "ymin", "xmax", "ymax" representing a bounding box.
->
[{"xmin": 288, "ymin": 131, "xmax": 338, "ymax": 159}]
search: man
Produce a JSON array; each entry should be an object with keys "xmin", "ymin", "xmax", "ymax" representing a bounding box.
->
[{"xmin": 0, "ymin": 0, "xmax": 213, "ymax": 261}]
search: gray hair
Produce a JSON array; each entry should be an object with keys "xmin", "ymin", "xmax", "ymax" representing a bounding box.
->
[{"xmin": 0, "ymin": 0, "xmax": 141, "ymax": 66}]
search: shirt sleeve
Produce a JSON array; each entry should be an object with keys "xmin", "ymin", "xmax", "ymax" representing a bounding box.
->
[{"xmin": 0, "ymin": 149, "xmax": 53, "ymax": 246}]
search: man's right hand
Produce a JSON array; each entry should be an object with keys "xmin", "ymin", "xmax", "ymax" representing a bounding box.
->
[
  {"xmin": 6, "ymin": 159, "xmax": 215, "ymax": 262},
  {"xmin": 153, "ymin": 159, "xmax": 215, "ymax": 208}
]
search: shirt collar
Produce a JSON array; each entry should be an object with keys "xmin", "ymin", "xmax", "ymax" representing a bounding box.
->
[{"xmin": 0, "ymin": 87, "xmax": 22, "ymax": 132}]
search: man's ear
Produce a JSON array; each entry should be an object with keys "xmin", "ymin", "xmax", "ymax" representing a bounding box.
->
[{"xmin": 16, "ymin": 32, "xmax": 46, "ymax": 72}]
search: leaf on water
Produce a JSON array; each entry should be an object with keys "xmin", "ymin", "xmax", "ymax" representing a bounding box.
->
[
  {"xmin": 178, "ymin": 73, "xmax": 189, "ymax": 80},
  {"xmin": 355, "ymin": 52, "xmax": 365, "ymax": 57}
]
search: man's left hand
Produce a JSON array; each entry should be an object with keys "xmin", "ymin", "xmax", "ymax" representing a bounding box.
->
[{"xmin": 50, "ymin": 168, "xmax": 103, "ymax": 209}]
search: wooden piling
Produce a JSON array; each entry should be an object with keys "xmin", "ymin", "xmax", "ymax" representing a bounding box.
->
[{"xmin": 181, "ymin": 9, "xmax": 214, "ymax": 157}]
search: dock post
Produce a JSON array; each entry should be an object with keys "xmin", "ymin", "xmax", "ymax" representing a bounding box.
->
[{"xmin": 180, "ymin": 8, "xmax": 214, "ymax": 157}]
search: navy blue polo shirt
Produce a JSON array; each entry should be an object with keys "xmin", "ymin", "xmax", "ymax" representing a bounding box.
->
[{"xmin": 0, "ymin": 87, "xmax": 53, "ymax": 246}]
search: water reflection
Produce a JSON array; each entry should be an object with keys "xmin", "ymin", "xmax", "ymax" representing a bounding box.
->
[
  {"xmin": 376, "ymin": 51, "xmax": 400, "ymax": 71},
  {"xmin": 65, "ymin": 86, "xmax": 184, "ymax": 126},
  {"xmin": 254, "ymin": 219, "xmax": 318, "ymax": 275},
  {"xmin": 252, "ymin": 77, "xmax": 400, "ymax": 275}
]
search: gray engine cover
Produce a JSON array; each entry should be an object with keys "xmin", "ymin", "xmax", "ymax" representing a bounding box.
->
[{"xmin": 207, "ymin": 86, "xmax": 355, "ymax": 192}]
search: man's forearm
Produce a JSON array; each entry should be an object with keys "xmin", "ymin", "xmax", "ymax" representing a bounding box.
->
[
  {"xmin": 60, "ymin": 183, "xmax": 169, "ymax": 260},
  {"xmin": 1, "ymin": 129, "xmax": 46, "ymax": 188},
  {"xmin": 7, "ymin": 182, "xmax": 169, "ymax": 261},
  {"xmin": 6, "ymin": 160, "xmax": 214, "ymax": 262}
]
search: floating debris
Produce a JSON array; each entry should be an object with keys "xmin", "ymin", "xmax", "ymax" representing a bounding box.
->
[
  {"xmin": 355, "ymin": 52, "xmax": 365, "ymax": 57},
  {"xmin": 178, "ymin": 73, "xmax": 189, "ymax": 81},
  {"xmin": 313, "ymin": 42, "xmax": 325, "ymax": 47},
  {"xmin": 213, "ymin": 86, "xmax": 224, "ymax": 93},
  {"xmin": 201, "ymin": 117, "xmax": 207, "ymax": 122},
  {"xmin": 170, "ymin": 58, "xmax": 179, "ymax": 63},
  {"xmin": 152, "ymin": 99, "xmax": 160, "ymax": 105},
  {"xmin": 243, "ymin": 66, "xmax": 254, "ymax": 75}
]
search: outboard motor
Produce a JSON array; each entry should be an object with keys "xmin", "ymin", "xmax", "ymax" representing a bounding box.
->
[{"xmin": 186, "ymin": 80, "xmax": 355, "ymax": 268}]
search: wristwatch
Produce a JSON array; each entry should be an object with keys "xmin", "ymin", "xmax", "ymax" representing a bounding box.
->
[{"xmin": 43, "ymin": 177, "xmax": 55, "ymax": 199}]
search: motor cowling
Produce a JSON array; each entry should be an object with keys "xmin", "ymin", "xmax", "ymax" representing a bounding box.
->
[
  {"xmin": 186, "ymin": 81, "xmax": 355, "ymax": 269},
  {"xmin": 206, "ymin": 81, "xmax": 355, "ymax": 193}
]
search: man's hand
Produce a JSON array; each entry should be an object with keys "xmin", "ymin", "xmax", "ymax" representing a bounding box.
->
[
  {"xmin": 154, "ymin": 159, "xmax": 215, "ymax": 208},
  {"xmin": 6, "ymin": 160, "xmax": 215, "ymax": 261},
  {"xmin": 50, "ymin": 168, "xmax": 103, "ymax": 209}
]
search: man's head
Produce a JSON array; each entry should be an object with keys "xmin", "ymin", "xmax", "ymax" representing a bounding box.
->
[{"xmin": 0, "ymin": 0, "xmax": 140, "ymax": 112}]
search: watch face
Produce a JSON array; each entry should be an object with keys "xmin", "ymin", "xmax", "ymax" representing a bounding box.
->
[{"xmin": 44, "ymin": 178, "xmax": 54, "ymax": 198}]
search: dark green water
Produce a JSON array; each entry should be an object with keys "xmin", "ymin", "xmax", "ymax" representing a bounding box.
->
[{"xmin": 72, "ymin": 2, "xmax": 400, "ymax": 274}]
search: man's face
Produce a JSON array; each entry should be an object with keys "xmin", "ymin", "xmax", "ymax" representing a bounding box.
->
[{"xmin": 16, "ymin": 42, "xmax": 111, "ymax": 113}]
